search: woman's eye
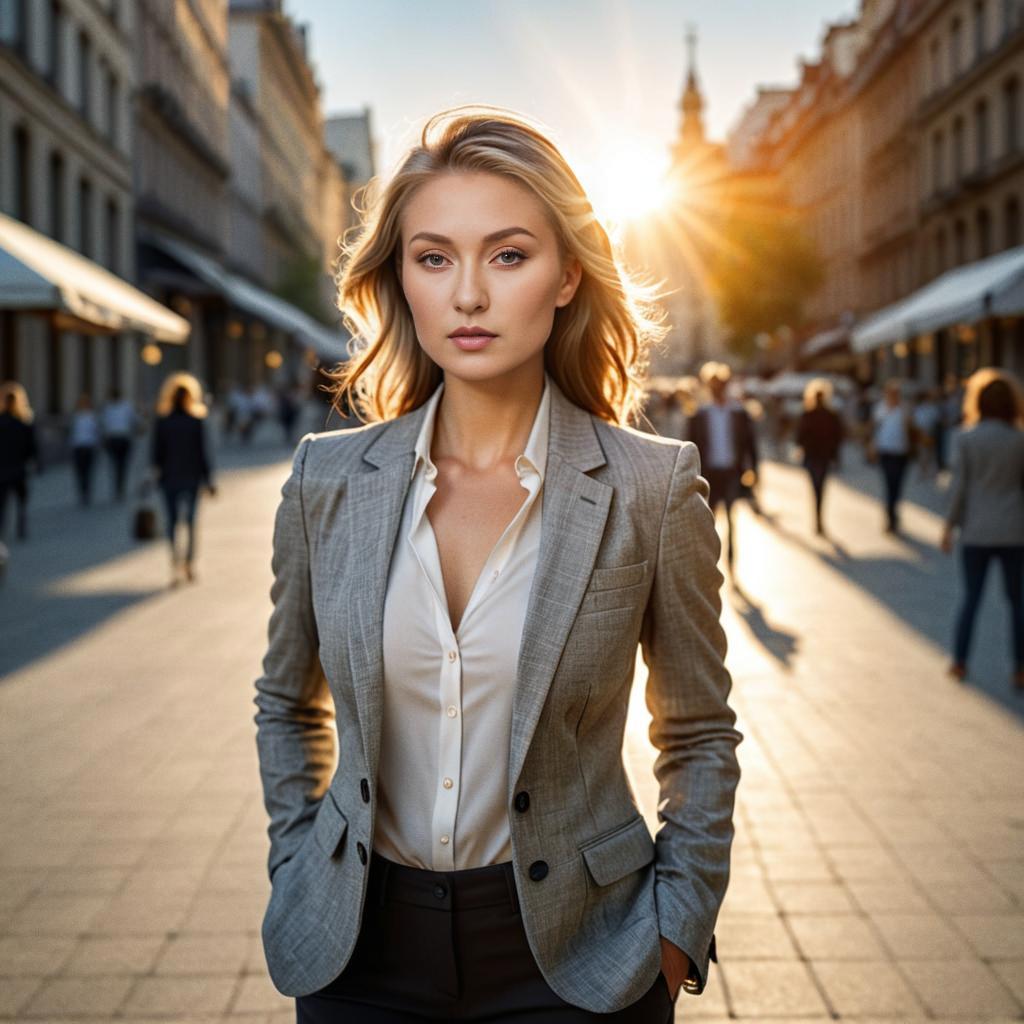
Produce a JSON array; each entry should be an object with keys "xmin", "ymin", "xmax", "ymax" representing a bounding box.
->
[
  {"xmin": 418, "ymin": 253, "xmax": 447, "ymax": 268},
  {"xmin": 495, "ymin": 248, "xmax": 527, "ymax": 265}
]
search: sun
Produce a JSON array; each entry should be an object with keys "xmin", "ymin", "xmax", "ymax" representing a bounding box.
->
[{"xmin": 581, "ymin": 140, "xmax": 676, "ymax": 226}]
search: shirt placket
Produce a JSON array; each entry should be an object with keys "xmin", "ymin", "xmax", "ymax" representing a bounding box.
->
[{"xmin": 409, "ymin": 458, "xmax": 542, "ymax": 869}]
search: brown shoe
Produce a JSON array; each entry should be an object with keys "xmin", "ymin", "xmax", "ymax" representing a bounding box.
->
[
  {"xmin": 184, "ymin": 561, "xmax": 196, "ymax": 583},
  {"xmin": 948, "ymin": 662, "xmax": 967, "ymax": 681}
]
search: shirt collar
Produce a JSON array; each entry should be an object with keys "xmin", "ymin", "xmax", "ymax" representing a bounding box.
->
[{"xmin": 411, "ymin": 371, "xmax": 552, "ymax": 484}]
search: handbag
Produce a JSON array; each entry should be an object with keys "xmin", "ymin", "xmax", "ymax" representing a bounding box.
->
[{"xmin": 133, "ymin": 477, "xmax": 158, "ymax": 541}]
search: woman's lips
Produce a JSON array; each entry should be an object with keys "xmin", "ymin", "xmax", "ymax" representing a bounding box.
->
[{"xmin": 450, "ymin": 334, "xmax": 496, "ymax": 351}]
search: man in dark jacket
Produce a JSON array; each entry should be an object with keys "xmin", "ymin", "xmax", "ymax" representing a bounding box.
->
[{"xmin": 687, "ymin": 362, "xmax": 759, "ymax": 573}]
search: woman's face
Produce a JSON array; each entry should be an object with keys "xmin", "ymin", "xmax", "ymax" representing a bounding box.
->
[{"xmin": 397, "ymin": 170, "xmax": 581, "ymax": 385}]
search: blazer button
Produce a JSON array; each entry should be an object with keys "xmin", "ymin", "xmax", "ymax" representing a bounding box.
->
[
  {"xmin": 360, "ymin": 778, "xmax": 370, "ymax": 803},
  {"xmin": 357, "ymin": 841, "xmax": 367, "ymax": 865},
  {"xmin": 514, "ymin": 791, "xmax": 530, "ymax": 812},
  {"xmin": 528, "ymin": 860, "xmax": 548, "ymax": 881}
]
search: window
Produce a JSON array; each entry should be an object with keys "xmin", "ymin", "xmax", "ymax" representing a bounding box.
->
[
  {"xmin": 1006, "ymin": 196, "xmax": 1021, "ymax": 246},
  {"xmin": 932, "ymin": 130, "xmax": 946, "ymax": 191},
  {"xmin": 48, "ymin": 150, "xmax": 65, "ymax": 241},
  {"xmin": 1004, "ymin": 77, "xmax": 1020, "ymax": 152},
  {"xmin": 937, "ymin": 226, "xmax": 948, "ymax": 272},
  {"xmin": 0, "ymin": 0, "xmax": 30, "ymax": 58},
  {"xmin": 977, "ymin": 206, "xmax": 993, "ymax": 256},
  {"xmin": 930, "ymin": 37, "xmax": 942, "ymax": 91},
  {"xmin": 975, "ymin": 98, "xmax": 990, "ymax": 168},
  {"xmin": 951, "ymin": 17, "xmax": 963, "ymax": 77},
  {"xmin": 104, "ymin": 197, "xmax": 119, "ymax": 273},
  {"xmin": 106, "ymin": 68, "xmax": 118, "ymax": 145},
  {"xmin": 46, "ymin": 1, "xmax": 61, "ymax": 86},
  {"xmin": 12, "ymin": 124, "xmax": 31, "ymax": 222},
  {"xmin": 78, "ymin": 176, "xmax": 93, "ymax": 257},
  {"xmin": 1004, "ymin": 0, "xmax": 1019, "ymax": 36},
  {"xmin": 953, "ymin": 116, "xmax": 966, "ymax": 179},
  {"xmin": 954, "ymin": 217, "xmax": 968, "ymax": 263},
  {"xmin": 78, "ymin": 29, "xmax": 91, "ymax": 120},
  {"xmin": 973, "ymin": 0, "xmax": 987, "ymax": 59}
]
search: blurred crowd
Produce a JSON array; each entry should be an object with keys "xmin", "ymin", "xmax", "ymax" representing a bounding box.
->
[{"xmin": 642, "ymin": 361, "xmax": 1024, "ymax": 692}]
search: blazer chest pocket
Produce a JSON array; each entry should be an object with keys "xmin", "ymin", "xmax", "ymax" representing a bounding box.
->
[
  {"xmin": 579, "ymin": 813, "xmax": 655, "ymax": 886},
  {"xmin": 313, "ymin": 788, "xmax": 350, "ymax": 858},
  {"xmin": 578, "ymin": 559, "xmax": 648, "ymax": 614}
]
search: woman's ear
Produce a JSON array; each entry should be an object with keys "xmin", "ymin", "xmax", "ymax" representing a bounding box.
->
[{"xmin": 555, "ymin": 255, "xmax": 582, "ymax": 308}]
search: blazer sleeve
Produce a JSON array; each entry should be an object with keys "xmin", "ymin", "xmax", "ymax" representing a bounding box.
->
[
  {"xmin": 639, "ymin": 441, "xmax": 743, "ymax": 995},
  {"xmin": 253, "ymin": 433, "xmax": 338, "ymax": 883},
  {"xmin": 945, "ymin": 429, "xmax": 968, "ymax": 531}
]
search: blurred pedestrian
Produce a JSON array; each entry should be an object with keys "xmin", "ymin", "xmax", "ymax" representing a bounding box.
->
[
  {"xmin": 688, "ymin": 361, "xmax": 759, "ymax": 573},
  {"xmin": 795, "ymin": 378, "xmax": 844, "ymax": 536},
  {"xmin": 100, "ymin": 386, "xmax": 138, "ymax": 502},
  {"xmin": 70, "ymin": 392, "xmax": 100, "ymax": 506},
  {"xmin": 940, "ymin": 368, "xmax": 1024, "ymax": 690},
  {"xmin": 911, "ymin": 389, "xmax": 941, "ymax": 478},
  {"xmin": 150, "ymin": 372, "xmax": 217, "ymax": 587},
  {"xmin": 277, "ymin": 385, "xmax": 300, "ymax": 446},
  {"xmin": 938, "ymin": 372, "xmax": 964, "ymax": 471},
  {"xmin": 870, "ymin": 379, "xmax": 915, "ymax": 535},
  {"xmin": 0, "ymin": 381, "xmax": 40, "ymax": 542}
]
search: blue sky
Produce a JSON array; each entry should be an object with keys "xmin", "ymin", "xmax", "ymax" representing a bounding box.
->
[{"xmin": 285, "ymin": 1, "xmax": 857, "ymax": 202}]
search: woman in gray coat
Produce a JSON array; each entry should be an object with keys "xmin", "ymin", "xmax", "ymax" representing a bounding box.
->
[{"xmin": 940, "ymin": 368, "xmax": 1024, "ymax": 690}]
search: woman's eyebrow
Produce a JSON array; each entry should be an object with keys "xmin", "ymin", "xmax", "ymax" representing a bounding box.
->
[{"xmin": 408, "ymin": 226, "xmax": 538, "ymax": 247}]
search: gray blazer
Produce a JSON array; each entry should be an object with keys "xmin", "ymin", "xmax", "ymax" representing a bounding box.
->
[
  {"xmin": 946, "ymin": 419, "xmax": 1024, "ymax": 546},
  {"xmin": 253, "ymin": 376, "xmax": 743, "ymax": 1012}
]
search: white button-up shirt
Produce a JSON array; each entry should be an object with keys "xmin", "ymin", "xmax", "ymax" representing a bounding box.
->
[
  {"xmin": 705, "ymin": 403, "xmax": 736, "ymax": 468},
  {"xmin": 375, "ymin": 373, "xmax": 551, "ymax": 870}
]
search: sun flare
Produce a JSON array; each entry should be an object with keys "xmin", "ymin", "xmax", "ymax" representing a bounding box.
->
[{"xmin": 582, "ymin": 140, "xmax": 676, "ymax": 226}]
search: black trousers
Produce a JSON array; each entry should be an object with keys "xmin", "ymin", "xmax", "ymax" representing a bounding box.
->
[
  {"xmin": 954, "ymin": 544, "xmax": 1024, "ymax": 668},
  {"xmin": 704, "ymin": 466, "xmax": 739, "ymax": 567},
  {"xmin": 878, "ymin": 452, "xmax": 909, "ymax": 530},
  {"xmin": 295, "ymin": 851, "xmax": 675, "ymax": 1023}
]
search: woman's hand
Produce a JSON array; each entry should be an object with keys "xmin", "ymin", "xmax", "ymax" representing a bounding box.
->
[{"xmin": 658, "ymin": 935, "xmax": 691, "ymax": 1001}]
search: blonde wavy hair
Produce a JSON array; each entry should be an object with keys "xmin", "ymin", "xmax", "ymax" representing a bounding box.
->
[
  {"xmin": 155, "ymin": 372, "xmax": 209, "ymax": 419},
  {"xmin": 961, "ymin": 367, "xmax": 1024, "ymax": 427},
  {"xmin": 803, "ymin": 377, "xmax": 835, "ymax": 411},
  {"xmin": 327, "ymin": 104, "xmax": 669, "ymax": 426},
  {"xmin": 0, "ymin": 381, "xmax": 34, "ymax": 423}
]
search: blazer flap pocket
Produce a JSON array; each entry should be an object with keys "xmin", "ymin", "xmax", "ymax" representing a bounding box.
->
[
  {"xmin": 313, "ymin": 789, "xmax": 349, "ymax": 857},
  {"xmin": 588, "ymin": 560, "xmax": 648, "ymax": 593},
  {"xmin": 580, "ymin": 814, "xmax": 655, "ymax": 886}
]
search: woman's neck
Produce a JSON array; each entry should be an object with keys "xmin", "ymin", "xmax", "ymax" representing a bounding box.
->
[{"xmin": 432, "ymin": 365, "xmax": 545, "ymax": 473}]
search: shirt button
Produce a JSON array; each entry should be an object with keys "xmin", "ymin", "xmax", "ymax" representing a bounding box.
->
[
  {"xmin": 440, "ymin": 834, "xmax": 450, "ymax": 845},
  {"xmin": 443, "ymin": 777, "xmax": 453, "ymax": 789},
  {"xmin": 447, "ymin": 706, "xmax": 458, "ymax": 718},
  {"xmin": 447, "ymin": 650, "xmax": 458, "ymax": 662}
]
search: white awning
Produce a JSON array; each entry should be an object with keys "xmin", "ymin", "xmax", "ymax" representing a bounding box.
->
[
  {"xmin": 802, "ymin": 325, "xmax": 849, "ymax": 358},
  {"xmin": 0, "ymin": 212, "xmax": 189, "ymax": 342},
  {"xmin": 852, "ymin": 244, "xmax": 1024, "ymax": 353},
  {"xmin": 141, "ymin": 228, "xmax": 349, "ymax": 364}
]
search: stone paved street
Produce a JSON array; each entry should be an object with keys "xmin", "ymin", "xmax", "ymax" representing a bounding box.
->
[{"xmin": 1, "ymin": 430, "xmax": 1022, "ymax": 1022}]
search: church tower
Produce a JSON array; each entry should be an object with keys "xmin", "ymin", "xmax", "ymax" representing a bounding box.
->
[{"xmin": 672, "ymin": 24, "xmax": 708, "ymax": 164}]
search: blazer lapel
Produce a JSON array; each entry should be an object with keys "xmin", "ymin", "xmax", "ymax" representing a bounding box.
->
[
  {"xmin": 341, "ymin": 377, "xmax": 611, "ymax": 795},
  {"xmin": 507, "ymin": 386, "xmax": 610, "ymax": 795}
]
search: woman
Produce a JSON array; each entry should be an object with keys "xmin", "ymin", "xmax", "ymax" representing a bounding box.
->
[
  {"xmin": 940, "ymin": 368, "xmax": 1024, "ymax": 690},
  {"xmin": 870, "ymin": 378, "xmax": 915, "ymax": 534},
  {"xmin": 0, "ymin": 381, "xmax": 40, "ymax": 542},
  {"xmin": 795, "ymin": 377, "xmax": 844, "ymax": 536},
  {"xmin": 69, "ymin": 392, "xmax": 100, "ymax": 506},
  {"xmin": 150, "ymin": 372, "xmax": 217, "ymax": 586},
  {"xmin": 253, "ymin": 105, "xmax": 742, "ymax": 1022}
]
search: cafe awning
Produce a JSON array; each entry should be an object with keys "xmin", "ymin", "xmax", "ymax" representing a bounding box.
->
[
  {"xmin": 140, "ymin": 228, "xmax": 349, "ymax": 364},
  {"xmin": 0, "ymin": 212, "xmax": 189, "ymax": 342},
  {"xmin": 852, "ymin": 244, "xmax": 1024, "ymax": 353}
]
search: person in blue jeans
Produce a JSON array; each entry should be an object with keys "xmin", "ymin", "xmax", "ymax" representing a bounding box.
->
[
  {"xmin": 940, "ymin": 368, "xmax": 1024, "ymax": 691},
  {"xmin": 150, "ymin": 372, "xmax": 217, "ymax": 587}
]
